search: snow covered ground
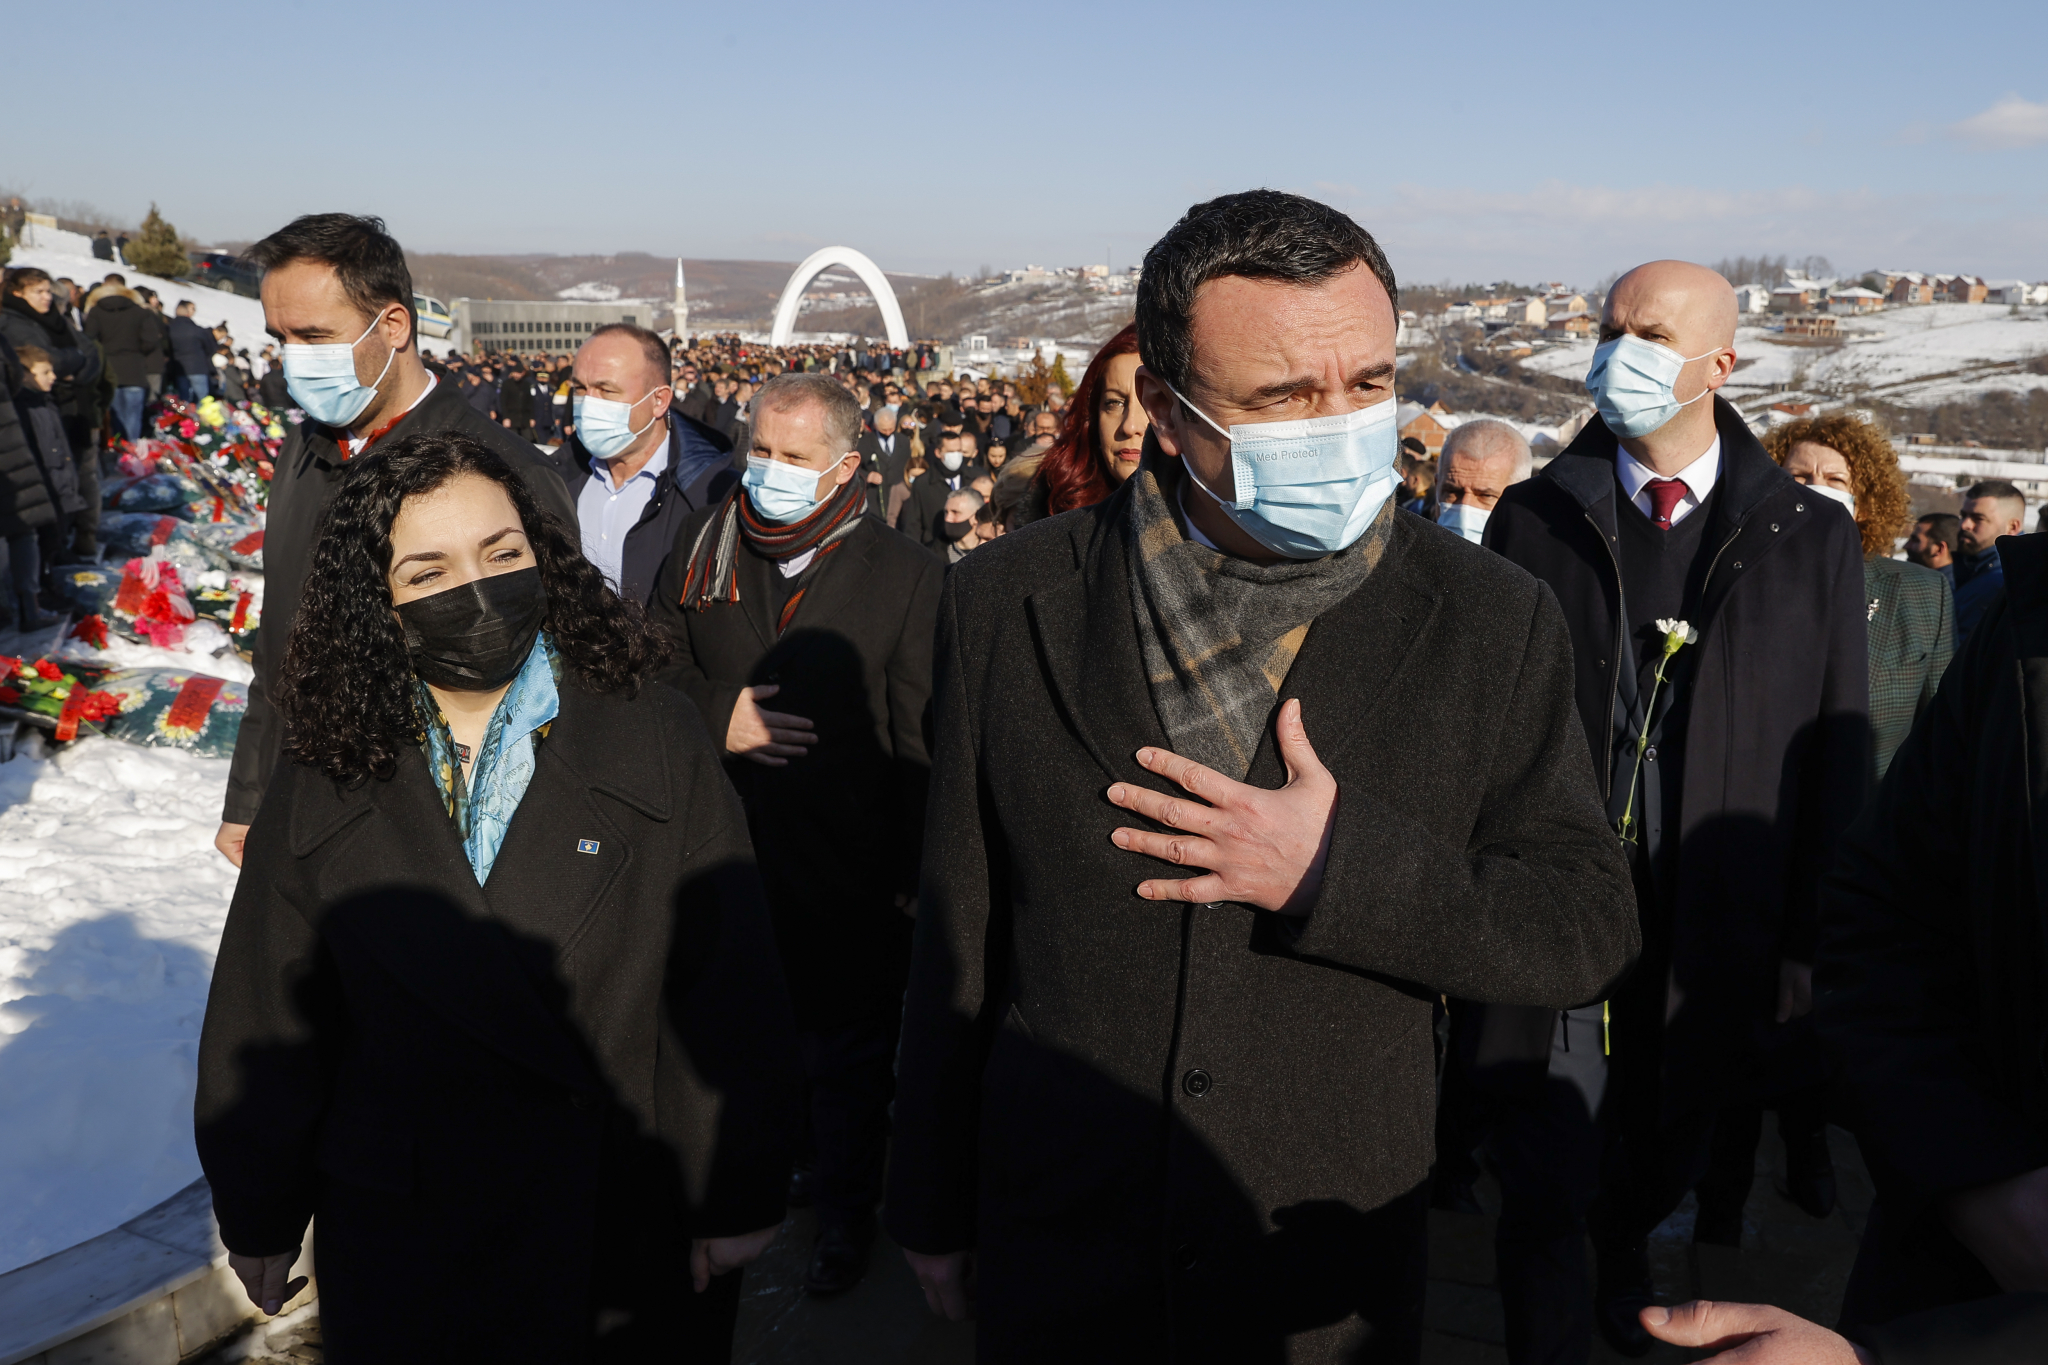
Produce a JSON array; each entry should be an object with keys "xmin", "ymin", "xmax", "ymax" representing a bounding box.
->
[{"xmin": 0, "ymin": 737, "xmax": 236, "ymax": 1276}]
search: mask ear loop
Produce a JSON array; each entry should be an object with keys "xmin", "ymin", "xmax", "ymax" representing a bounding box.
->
[
  {"xmin": 351, "ymin": 306, "xmax": 401, "ymax": 395},
  {"xmin": 1163, "ymin": 381, "xmax": 1243, "ymax": 509},
  {"xmin": 1669, "ymin": 345, "xmax": 1727, "ymax": 410},
  {"xmin": 625, "ymin": 385, "xmax": 674, "ymax": 444}
]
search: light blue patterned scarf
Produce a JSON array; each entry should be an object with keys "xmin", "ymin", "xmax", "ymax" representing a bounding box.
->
[{"xmin": 417, "ymin": 632, "xmax": 561, "ymax": 884}]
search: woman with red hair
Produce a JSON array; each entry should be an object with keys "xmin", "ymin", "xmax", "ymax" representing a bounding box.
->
[{"xmin": 1035, "ymin": 323, "xmax": 1147, "ymax": 515}]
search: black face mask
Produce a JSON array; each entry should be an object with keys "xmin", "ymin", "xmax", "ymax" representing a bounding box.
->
[
  {"xmin": 938, "ymin": 517, "xmax": 974, "ymax": 543},
  {"xmin": 396, "ymin": 566, "xmax": 547, "ymax": 691}
]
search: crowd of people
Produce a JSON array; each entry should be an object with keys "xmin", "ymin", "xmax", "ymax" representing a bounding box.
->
[{"xmin": 3, "ymin": 196, "xmax": 2024, "ymax": 1365}]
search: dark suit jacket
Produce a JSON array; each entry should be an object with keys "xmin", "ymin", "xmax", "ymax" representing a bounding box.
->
[
  {"xmin": 1865, "ymin": 554, "xmax": 1953, "ymax": 782},
  {"xmin": 651, "ymin": 514, "xmax": 943, "ymax": 1029},
  {"xmin": 223, "ymin": 376, "xmax": 576, "ymax": 824},
  {"xmin": 856, "ymin": 428, "xmax": 911, "ymax": 519},
  {"xmin": 1819, "ymin": 533, "xmax": 2048, "ymax": 1332},
  {"xmin": 1486, "ymin": 399, "xmax": 1869, "ymax": 1108},
  {"xmin": 885, "ymin": 475, "xmax": 1637, "ymax": 1357},
  {"xmin": 196, "ymin": 676, "xmax": 803, "ymax": 1359},
  {"xmin": 893, "ymin": 463, "xmax": 986, "ymax": 550}
]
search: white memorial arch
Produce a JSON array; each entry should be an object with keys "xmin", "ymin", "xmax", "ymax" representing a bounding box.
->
[{"xmin": 769, "ymin": 246, "xmax": 909, "ymax": 349}]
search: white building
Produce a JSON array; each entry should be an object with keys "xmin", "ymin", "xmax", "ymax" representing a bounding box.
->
[{"xmin": 1734, "ymin": 283, "xmax": 1773, "ymax": 314}]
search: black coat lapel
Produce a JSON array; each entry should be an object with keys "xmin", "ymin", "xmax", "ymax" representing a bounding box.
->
[
  {"xmin": 1998, "ymin": 536, "xmax": 2048, "ymax": 947},
  {"xmin": 1026, "ymin": 492, "xmax": 1170, "ymax": 784},
  {"xmin": 780, "ymin": 520, "xmax": 878, "ymax": 639}
]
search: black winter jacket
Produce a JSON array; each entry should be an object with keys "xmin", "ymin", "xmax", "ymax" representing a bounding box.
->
[
  {"xmin": 0, "ymin": 339, "xmax": 57, "ymax": 537},
  {"xmin": 1817, "ymin": 532, "xmax": 2048, "ymax": 1331},
  {"xmin": 1485, "ymin": 398, "xmax": 1869, "ymax": 1107},
  {"xmin": 83, "ymin": 293, "xmax": 166, "ymax": 387},
  {"xmin": 197, "ymin": 676, "xmax": 803, "ymax": 1362}
]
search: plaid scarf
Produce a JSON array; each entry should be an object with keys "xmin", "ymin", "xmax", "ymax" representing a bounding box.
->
[
  {"xmin": 678, "ymin": 469, "xmax": 867, "ymax": 632},
  {"xmin": 1125, "ymin": 447, "xmax": 1395, "ymax": 780}
]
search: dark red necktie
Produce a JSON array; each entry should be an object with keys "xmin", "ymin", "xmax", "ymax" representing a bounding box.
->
[{"xmin": 1643, "ymin": 478, "xmax": 1688, "ymax": 530}]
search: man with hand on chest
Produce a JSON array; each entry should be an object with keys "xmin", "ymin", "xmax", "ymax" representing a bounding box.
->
[
  {"xmin": 885, "ymin": 190, "xmax": 1638, "ymax": 1362},
  {"xmin": 652, "ymin": 373, "xmax": 943, "ymax": 1300},
  {"xmin": 1485, "ymin": 260, "xmax": 1868, "ymax": 1359}
]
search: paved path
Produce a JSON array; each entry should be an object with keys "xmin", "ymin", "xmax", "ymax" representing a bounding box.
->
[{"xmin": 198, "ymin": 1122, "xmax": 1868, "ymax": 1363}]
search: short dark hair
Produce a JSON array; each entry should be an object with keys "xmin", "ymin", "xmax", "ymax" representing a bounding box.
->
[
  {"xmin": 246, "ymin": 213, "xmax": 416, "ymax": 345},
  {"xmin": 1136, "ymin": 189, "xmax": 1398, "ymax": 396},
  {"xmin": 586, "ymin": 322, "xmax": 671, "ymax": 391},
  {"xmin": 1915, "ymin": 512, "xmax": 1960, "ymax": 553},
  {"xmin": 1965, "ymin": 479, "xmax": 2024, "ymax": 507}
]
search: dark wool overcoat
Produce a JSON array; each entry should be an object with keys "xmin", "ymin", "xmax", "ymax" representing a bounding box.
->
[
  {"xmin": 651, "ymin": 512, "xmax": 943, "ymax": 1030},
  {"xmin": 1484, "ymin": 399, "xmax": 1869, "ymax": 1110},
  {"xmin": 884, "ymin": 481, "xmax": 1639, "ymax": 1363},
  {"xmin": 222, "ymin": 377, "xmax": 576, "ymax": 824},
  {"xmin": 196, "ymin": 678, "xmax": 804, "ymax": 1363},
  {"xmin": 1817, "ymin": 532, "xmax": 2048, "ymax": 1332}
]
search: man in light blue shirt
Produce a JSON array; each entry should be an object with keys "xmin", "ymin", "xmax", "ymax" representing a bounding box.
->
[{"xmin": 552, "ymin": 323, "xmax": 735, "ymax": 605}]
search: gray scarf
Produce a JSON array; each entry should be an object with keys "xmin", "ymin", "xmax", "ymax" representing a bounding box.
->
[{"xmin": 1124, "ymin": 445, "xmax": 1393, "ymax": 780}]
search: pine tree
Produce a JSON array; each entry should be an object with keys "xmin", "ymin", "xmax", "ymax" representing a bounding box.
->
[
  {"xmin": 1046, "ymin": 352, "xmax": 1074, "ymax": 400},
  {"xmin": 124, "ymin": 204, "xmax": 188, "ymax": 278}
]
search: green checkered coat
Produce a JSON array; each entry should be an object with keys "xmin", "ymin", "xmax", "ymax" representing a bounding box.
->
[{"xmin": 1865, "ymin": 554, "xmax": 1954, "ymax": 781}]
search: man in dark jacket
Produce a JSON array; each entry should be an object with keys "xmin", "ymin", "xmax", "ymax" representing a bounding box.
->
[
  {"xmin": 653, "ymin": 373, "xmax": 942, "ymax": 1299},
  {"xmin": 213, "ymin": 213, "xmax": 573, "ymax": 868},
  {"xmin": 855, "ymin": 404, "xmax": 910, "ymax": 519},
  {"xmin": 498, "ymin": 359, "xmax": 534, "ymax": 438},
  {"xmin": 84, "ymin": 278, "xmax": 165, "ymax": 441},
  {"xmin": 887, "ymin": 191, "xmax": 1638, "ymax": 1361},
  {"xmin": 1485, "ymin": 260, "xmax": 1869, "ymax": 1358},
  {"xmin": 1952, "ymin": 480, "xmax": 2022, "ymax": 648},
  {"xmin": 166, "ymin": 300, "xmax": 217, "ymax": 403},
  {"xmin": 892, "ymin": 420, "xmax": 983, "ymax": 550},
  {"xmin": 1817, "ymin": 530, "xmax": 2048, "ymax": 1335},
  {"xmin": 551, "ymin": 324, "xmax": 734, "ymax": 607}
]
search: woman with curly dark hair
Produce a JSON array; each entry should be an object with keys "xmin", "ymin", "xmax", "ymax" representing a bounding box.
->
[
  {"xmin": 1764, "ymin": 410, "xmax": 1953, "ymax": 780},
  {"xmin": 193, "ymin": 431, "xmax": 803, "ymax": 1364},
  {"xmin": 1034, "ymin": 322, "xmax": 1147, "ymax": 515}
]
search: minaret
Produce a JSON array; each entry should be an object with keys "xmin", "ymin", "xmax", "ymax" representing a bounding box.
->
[{"xmin": 672, "ymin": 258, "xmax": 688, "ymax": 344}]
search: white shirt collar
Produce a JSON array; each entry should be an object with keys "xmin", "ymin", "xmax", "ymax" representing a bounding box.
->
[
  {"xmin": 1616, "ymin": 435, "xmax": 1721, "ymax": 524},
  {"xmin": 590, "ymin": 424, "xmax": 670, "ymax": 489}
]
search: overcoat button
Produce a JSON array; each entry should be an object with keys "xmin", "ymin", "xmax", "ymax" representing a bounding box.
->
[
  {"xmin": 1732, "ymin": 561, "xmax": 1743, "ymax": 569},
  {"xmin": 1183, "ymin": 1068, "xmax": 1212, "ymax": 1097},
  {"xmin": 1645, "ymin": 746, "xmax": 1658, "ymax": 762},
  {"xmin": 1770, "ymin": 523, "xmax": 1779, "ymax": 532},
  {"xmin": 1176, "ymin": 1242, "xmax": 1199, "ymax": 1271}
]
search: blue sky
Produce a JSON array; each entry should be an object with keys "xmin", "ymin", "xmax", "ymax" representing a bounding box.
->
[{"xmin": 15, "ymin": 0, "xmax": 2048, "ymax": 288}]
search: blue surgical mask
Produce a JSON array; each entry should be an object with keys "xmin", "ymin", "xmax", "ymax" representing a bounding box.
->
[
  {"xmin": 573, "ymin": 387, "xmax": 669, "ymax": 461},
  {"xmin": 1168, "ymin": 386, "xmax": 1401, "ymax": 560},
  {"xmin": 280, "ymin": 312, "xmax": 397, "ymax": 427},
  {"xmin": 1585, "ymin": 334, "xmax": 1720, "ymax": 439},
  {"xmin": 1436, "ymin": 502, "xmax": 1490, "ymax": 543},
  {"xmin": 743, "ymin": 455, "xmax": 833, "ymax": 524}
]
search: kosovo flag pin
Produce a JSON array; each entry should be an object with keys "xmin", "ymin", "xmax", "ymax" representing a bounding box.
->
[{"xmin": 577, "ymin": 838, "xmax": 601, "ymax": 855}]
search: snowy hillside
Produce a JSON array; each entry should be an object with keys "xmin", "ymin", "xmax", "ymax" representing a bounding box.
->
[
  {"xmin": 0, "ymin": 739, "xmax": 236, "ymax": 1277},
  {"xmin": 1521, "ymin": 302, "xmax": 2048, "ymax": 421}
]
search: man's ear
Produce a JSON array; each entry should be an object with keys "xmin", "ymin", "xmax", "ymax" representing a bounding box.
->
[{"xmin": 1134, "ymin": 365, "xmax": 1183, "ymax": 458}]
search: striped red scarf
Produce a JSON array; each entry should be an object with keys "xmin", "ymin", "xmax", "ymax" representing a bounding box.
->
[{"xmin": 678, "ymin": 472, "xmax": 868, "ymax": 632}]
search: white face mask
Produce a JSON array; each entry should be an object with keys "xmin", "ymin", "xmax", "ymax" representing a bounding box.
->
[
  {"xmin": 939, "ymin": 451, "xmax": 965, "ymax": 472},
  {"xmin": 1805, "ymin": 482, "xmax": 1856, "ymax": 517},
  {"xmin": 1435, "ymin": 501, "xmax": 1490, "ymax": 543}
]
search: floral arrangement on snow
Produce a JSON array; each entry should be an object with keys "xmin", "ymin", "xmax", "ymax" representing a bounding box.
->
[
  {"xmin": 0, "ymin": 656, "xmax": 121, "ymax": 740},
  {"xmin": 111, "ymin": 551, "xmax": 200, "ymax": 649},
  {"xmin": 103, "ymin": 394, "xmax": 283, "ymax": 522}
]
